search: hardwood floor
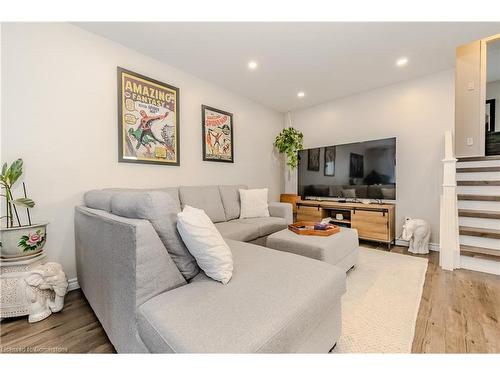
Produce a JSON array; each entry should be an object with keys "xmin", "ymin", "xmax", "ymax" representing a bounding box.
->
[
  {"xmin": 1, "ymin": 243, "xmax": 499, "ymax": 354},
  {"xmin": 0, "ymin": 289, "xmax": 115, "ymax": 353},
  {"xmin": 363, "ymin": 242, "xmax": 500, "ymax": 353}
]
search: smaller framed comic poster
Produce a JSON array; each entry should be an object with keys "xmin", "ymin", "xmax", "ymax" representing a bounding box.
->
[
  {"xmin": 118, "ymin": 67, "xmax": 180, "ymax": 165},
  {"xmin": 201, "ymin": 105, "xmax": 234, "ymax": 163}
]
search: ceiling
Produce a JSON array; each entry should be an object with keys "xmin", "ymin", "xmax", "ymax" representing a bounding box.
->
[{"xmin": 76, "ymin": 22, "xmax": 500, "ymax": 112}]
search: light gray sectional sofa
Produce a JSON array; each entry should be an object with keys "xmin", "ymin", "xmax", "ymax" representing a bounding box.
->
[{"xmin": 75, "ymin": 185, "xmax": 346, "ymax": 353}]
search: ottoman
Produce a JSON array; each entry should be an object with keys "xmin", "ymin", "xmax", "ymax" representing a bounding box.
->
[{"xmin": 266, "ymin": 227, "xmax": 359, "ymax": 272}]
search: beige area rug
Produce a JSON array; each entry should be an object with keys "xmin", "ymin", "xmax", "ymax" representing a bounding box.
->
[{"xmin": 332, "ymin": 247, "xmax": 428, "ymax": 353}]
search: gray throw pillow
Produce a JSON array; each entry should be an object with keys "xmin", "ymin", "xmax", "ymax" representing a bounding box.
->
[{"xmin": 110, "ymin": 191, "xmax": 199, "ymax": 280}]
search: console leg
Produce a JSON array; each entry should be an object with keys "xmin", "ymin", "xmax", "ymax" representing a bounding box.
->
[{"xmin": 329, "ymin": 342, "xmax": 337, "ymax": 352}]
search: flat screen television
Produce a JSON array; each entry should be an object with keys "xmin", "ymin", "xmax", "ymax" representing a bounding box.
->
[{"xmin": 298, "ymin": 137, "xmax": 396, "ymax": 201}]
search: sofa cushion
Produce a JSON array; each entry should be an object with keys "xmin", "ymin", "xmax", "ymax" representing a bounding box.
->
[
  {"xmin": 110, "ymin": 191, "xmax": 199, "ymax": 280},
  {"xmin": 84, "ymin": 190, "xmax": 115, "ymax": 212},
  {"xmin": 136, "ymin": 240, "xmax": 346, "ymax": 353},
  {"xmin": 179, "ymin": 186, "xmax": 227, "ymax": 223},
  {"xmin": 214, "ymin": 221, "xmax": 260, "ymax": 242},
  {"xmin": 108, "ymin": 187, "xmax": 181, "ymax": 211},
  {"xmin": 218, "ymin": 185, "xmax": 247, "ymax": 220},
  {"xmin": 84, "ymin": 187, "xmax": 181, "ymax": 212},
  {"xmin": 233, "ymin": 217, "xmax": 287, "ymax": 237}
]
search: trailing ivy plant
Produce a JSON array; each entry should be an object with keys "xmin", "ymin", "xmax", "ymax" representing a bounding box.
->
[
  {"xmin": 274, "ymin": 127, "xmax": 304, "ymax": 170},
  {"xmin": 1, "ymin": 159, "xmax": 35, "ymax": 228}
]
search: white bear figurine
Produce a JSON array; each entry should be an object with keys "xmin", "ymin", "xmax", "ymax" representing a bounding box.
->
[{"xmin": 401, "ymin": 218, "xmax": 431, "ymax": 254}]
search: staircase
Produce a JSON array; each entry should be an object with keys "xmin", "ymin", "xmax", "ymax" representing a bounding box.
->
[{"xmin": 456, "ymin": 155, "xmax": 500, "ymax": 273}]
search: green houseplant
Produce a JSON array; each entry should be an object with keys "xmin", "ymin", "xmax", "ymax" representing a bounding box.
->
[
  {"xmin": 274, "ymin": 127, "xmax": 304, "ymax": 169},
  {"xmin": 1, "ymin": 158, "xmax": 47, "ymax": 259}
]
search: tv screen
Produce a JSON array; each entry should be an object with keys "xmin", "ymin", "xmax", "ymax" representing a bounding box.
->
[{"xmin": 298, "ymin": 137, "xmax": 396, "ymax": 201}]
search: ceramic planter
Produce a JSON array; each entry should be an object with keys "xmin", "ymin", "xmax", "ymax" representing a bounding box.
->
[{"xmin": 0, "ymin": 223, "xmax": 48, "ymax": 259}]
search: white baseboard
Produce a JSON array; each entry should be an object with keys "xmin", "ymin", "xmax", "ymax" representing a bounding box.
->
[
  {"xmin": 67, "ymin": 277, "xmax": 80, "ymax": 292},
  {"xmin": 395, "ymin": 239, "xmax": 439, "ymax": 252}
]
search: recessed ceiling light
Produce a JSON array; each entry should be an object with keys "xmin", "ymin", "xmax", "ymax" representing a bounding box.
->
[
  {"xmin": 297, "ymin": 91, "xmax": 305, "ymax": 98},
  {"xmin": 396, "ymin": 57, "xmax": 408, "ymax": 67},
  {"xmin": 247, "ymin": 60, "xmax": 258, "ymax": 70}
]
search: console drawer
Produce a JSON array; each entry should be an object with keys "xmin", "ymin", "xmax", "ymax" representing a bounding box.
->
[
  {"xmin": 351, "ymin": 209, "xmax": 389, "ymax": 241},
  {"xmin": 296, "ymin": 205, "xmax": 326, "ymax": 222}
]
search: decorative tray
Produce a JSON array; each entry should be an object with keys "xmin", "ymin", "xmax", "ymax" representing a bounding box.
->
[{"xmin": 288, "ymin": 221, "xmax": 340, "ymax": 236}]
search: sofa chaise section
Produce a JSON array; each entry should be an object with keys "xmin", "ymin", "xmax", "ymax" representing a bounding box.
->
[{"xmin": 137, "ymin": 240, "xmax": 345, "ymax": 353}]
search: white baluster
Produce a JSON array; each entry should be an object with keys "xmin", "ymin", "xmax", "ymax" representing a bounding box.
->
[{"xmin": 439, "ymin": 131, "xmax": 460, "ymax": 270}]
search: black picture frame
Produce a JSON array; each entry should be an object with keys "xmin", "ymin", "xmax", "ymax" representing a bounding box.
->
[
  {"xmin": 307, "ymin": 148, "xmax": 320, "ymax": 171},
  {"xmin": 486, "ymin": 98, "xmax": 496, "ymax": 133},
  {"xmin": 349, "ymin": 153, "xmax": 364, "ymax": 178},
  {"xmin": 324, "ymin": 146, "xmax": 336, "ymax": 176},
  {"xmin": 117, "ymin": 67, "xmax": 180, "ymax": 166},
  {"xmin": 201, "ymin": 105, "xmax": 234, "ymax": 163}
]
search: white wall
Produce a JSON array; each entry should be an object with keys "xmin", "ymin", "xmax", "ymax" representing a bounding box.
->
[
  {"xmin": 1, "ymin": 23, "xmax": 284, "ymax": 280},
  {"xmin": 290, "ymin": 70, "xmax": 455, "ymax": 243},
  {"xmin": 455, "ymin": 41, "xmax": 484, "ymax": 157}
]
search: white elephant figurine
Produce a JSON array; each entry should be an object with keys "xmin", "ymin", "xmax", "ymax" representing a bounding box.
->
[
  {"xmin": 24, "ymin": 262, "xmax": 68, "ymax": 323},
  {"xmin": 401, "ymin": 218, "xmax": 431, "ymax": 254}
]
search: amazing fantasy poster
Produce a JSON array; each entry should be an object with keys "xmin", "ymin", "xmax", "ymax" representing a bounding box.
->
[
  {"xmin": 118, "ymin": 67, "xmax": 180, "ymax": 165},
  {"xmin": 202, "ymin": 105, "xmax": 234, "ymax": 163}
]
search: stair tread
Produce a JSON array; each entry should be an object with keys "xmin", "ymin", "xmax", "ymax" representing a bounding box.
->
[
  {"xmin": 456, "ymin": 166, "xmax": 500, "ymax": 173},
  {"xmin": 458, "ymin": 209, "xmax": 500, "ymax": 219},
  {"xmin": 460, "ymin": 245, "xmax": 500, "ymax": 259},
  {"xmin": 457, "ymin": 180, "xmax": 500, "ymax": 186},
  {"xmin": 457, "ymin": 155, "xmax": 500, "ymax": 162},
  {"xmin": 457, "ymin": 194, "xmax": 500, "ymax": 201},
  {"xmin": 459, "ymin": 226, "xmax": 500, "ymax": 239}
]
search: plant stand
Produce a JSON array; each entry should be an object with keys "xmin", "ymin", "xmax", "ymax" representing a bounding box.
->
[{"xmin": 0, "ymin": 252, "xmax": 47, "ymax": 320}]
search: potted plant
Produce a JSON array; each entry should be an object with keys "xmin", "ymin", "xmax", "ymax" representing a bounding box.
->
[
  {"xmin": 0, "ymin": 159, "xmax": 47, "ymax": 259},
  {"xmin": 274, "ymin": 127, "xmax": 304, "ymax": 170}
]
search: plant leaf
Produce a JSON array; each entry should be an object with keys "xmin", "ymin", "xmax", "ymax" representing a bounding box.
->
[
  {"xmin": 1, "ymin": 163, "xmax": 7, "ymax": 177},
  {"xmin": 8, "ymin": 159, "xmax": 23, "ymax": 186},
  {"xmin": 13, "ymin": 197, "xmax": 35, "ymax": 208},
  {"xmin": 273, "ymin": 127, "xmax": 303, "ymax": 169}
]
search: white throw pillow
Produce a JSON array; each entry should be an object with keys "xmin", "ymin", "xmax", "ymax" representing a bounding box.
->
[
  {"xmin": 239, "ymin": 188, "xmax": 270, "ymax": 219},
  {"xmin": 177, "ymin": 205, "xmax": 233, "ymax": 284}
]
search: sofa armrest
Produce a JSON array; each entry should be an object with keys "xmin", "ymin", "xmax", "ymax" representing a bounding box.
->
[
  {"xmin": 75, "ymin": 206, "xmax": 185, "ymax": 352},
  {"xmin": 268, "ymin": 202, "xmax": 293, "ymax": 224}
]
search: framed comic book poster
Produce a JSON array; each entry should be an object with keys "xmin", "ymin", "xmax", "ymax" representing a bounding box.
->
[
  {"xmin": 201, "ymin": 105, "xmax": 234, "ymax": 163},
  {"xmin": 117, "ymin": 67, "xmax": 180, "ymax": 165}
]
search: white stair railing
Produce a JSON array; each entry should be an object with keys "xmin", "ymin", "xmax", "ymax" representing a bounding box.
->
[{"xmin": 439, "ymin": 131, "xmax": 460, "ymax": 270}]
